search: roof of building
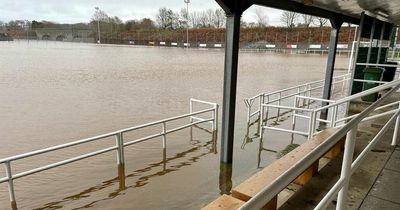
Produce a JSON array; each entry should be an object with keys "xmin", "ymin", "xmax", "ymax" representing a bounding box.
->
[{"xmin": 230, "ymin": 0, "xmax": 400, "ymax": 25}]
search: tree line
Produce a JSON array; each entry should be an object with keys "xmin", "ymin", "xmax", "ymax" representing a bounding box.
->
[{"xmin": 0, "ymin": 7, "xmax": 353, "ymax": 41}]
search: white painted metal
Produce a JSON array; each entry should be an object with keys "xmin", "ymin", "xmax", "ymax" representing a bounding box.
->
[
  {"xmin": 239, "ymin": 81, "xmax": 400, "ymax": 210},
  {"xmin": 245, "ymin": 74, "xmax": 351, "ymax": 125},
  {"xmin": 336, "ymin": 126, "xmax": 357, "ymax": 210},
  {"xmin": 392, "ymin": 103, "xmax": 400, "ymax": 146},
  {"xmin": 0, "ymin": 98, "xmax": 218, "ymax": 207},
  {"xmin": 5, "ymin": 162, "xmax": 16, "ymax": 204}
]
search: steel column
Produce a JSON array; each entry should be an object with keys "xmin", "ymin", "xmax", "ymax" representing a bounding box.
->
[
  {"xmin": 221, "ymin": 13, "xmax": 242, "ymax": 163},
  {"xmin": 321, "ymin": 18, "xmax": 342, "ymax": 119}
]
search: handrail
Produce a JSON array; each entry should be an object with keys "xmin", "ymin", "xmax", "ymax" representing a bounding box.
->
[
  {"xmin": 244, "ymin": 73, "xmax": 351, "ymax": 124},
  {"xmin": 356, "ymin": 62, "xmax": 399, "ymax": 67},
  {"xmin": 0, "ymin": 98, "xmax": 219, "ymax": 209},
  {"xmin": 239, "ymin": 80, "xmax": 400, "ymax": 210},
  {"xmin": 315, "ymin": 80, "xmax": 400, "ymax": 112},
  {"xmin": 0, "ymin": 107, "xmax": 215, "ymax": 164}
]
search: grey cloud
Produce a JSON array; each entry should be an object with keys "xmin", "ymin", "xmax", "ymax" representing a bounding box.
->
[{"xmin": 0, "ymin": 0, "xmax": 282, "ymax": 25}]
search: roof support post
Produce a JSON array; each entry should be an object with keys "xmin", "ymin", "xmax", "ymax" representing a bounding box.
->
[
  {"xmin": 321, "ymin": 18, "xmax": 343, "ymax": 120},
  {"xmin": 220, "ymin": 12, "xmax": 242, "ymax": 163}
]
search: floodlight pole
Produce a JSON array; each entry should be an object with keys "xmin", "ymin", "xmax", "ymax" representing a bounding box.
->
[
  {"xmin": 95, "ymin": 7, "xmax": 101, "ymax": 44},
  {"xmin": 184, "ymin": 0, "xmax": 190, "ymax": 48}
]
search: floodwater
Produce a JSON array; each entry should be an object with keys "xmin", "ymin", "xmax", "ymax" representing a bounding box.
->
[{"xmin": 0, "ymin": 41, "xmax": 349, "ymax": 210}]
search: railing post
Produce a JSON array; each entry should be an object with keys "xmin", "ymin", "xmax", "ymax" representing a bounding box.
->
[
  {"xmin": 301, "ymin": 85, "xmax": 306, "ymax": 106},
  {"xmin": 265, "ymin": 95, "xmax": 269, "ymax": 122},
  {"xmin": 331, "ymin": 105, "xmax": 338, "ymax": 128},
  {"xmin": 259, "ymin": 104, "xmax": 264, "ymax": 139},
  {"xmin": 392, "ymin": 102, "xmax": 400, "ymax": 146},
  {"xmin": 276, "ymin": 92, "xmax": 282, "ymax": 122},
  {"xmin": 116, "ymin": 133, "xmax": 126, "ymax": 191},
  {"xmin": 292, "ymin": 96, "xmax": 298, "ymax": 138},
  {"xmin": 308, "ymin": 111, "xmax": 316, "ymax": 139},
  {"xmin": 296, "ymin": 87, "xmax": 301, "ymax": 107},
  {"xmin": 212, "ymin": 104, "xmax": 219, "ymax": 132},
  {"xmin": 341, "ymin": 75, "xmax": 346, "ymax": 92},
  {"xmin": 189, "ymin": 99, "xmax": 193, "ymax": 123},
  {"xmin": 246, "ymin": 99, "xmax": 251, "ymax": 123},
  {"xmin": 116, "ymin": 132, "xmax": 125, "ymax": 167},
  {"xmin": 162, "ymin": 122, "xmax": 167, "ymax": 149},
  {"xmin": 337, "ymin": 126, "xmax": 358, "ymax": 210},
  {"xmin": 259, "ymin": 94, "xmax": 264, "ymax": 122},
  {"xmin": 307, "ymin": 84, "xmax": 312, "ymax": 109},
  {"xmin": 5, "ymin": 161, "xmax": 17, "ymax": 210}
]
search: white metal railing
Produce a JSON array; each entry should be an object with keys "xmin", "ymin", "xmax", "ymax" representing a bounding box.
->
[
  {"xmin": 0, "ymin": 98, "xmax": 218, "ymax": 209},
  {"xmin": 244, "ymin": 73, "xmax": 350, "ymax": 125},
  {"xmin": 259, "ymin": 79, "xmax": 399, "ymax": 140},
  {"xmin": 239, "ymin": 79, "xmax": 400, "ymax": 210}
]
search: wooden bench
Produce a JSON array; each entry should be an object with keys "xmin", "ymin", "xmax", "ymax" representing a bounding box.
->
[{"xmin": 203, "ymin": 128, "xmax": 343, "ymax": 210}]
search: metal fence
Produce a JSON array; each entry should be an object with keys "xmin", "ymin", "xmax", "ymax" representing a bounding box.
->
[
  {"xmin": 238, "ymin": 79, "xmax": 400, "ymax": 210},
  {"xmin": 0, "ymin": 98, "xmax": 218, "ymax": 209},
  {"xmin": 244, "ymin": 73, "xmax": 350, "ymax": 125}
]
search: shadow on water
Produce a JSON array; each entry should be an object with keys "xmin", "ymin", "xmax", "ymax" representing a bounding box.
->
[{"xmin": 31, "ymin": 125, "xmax": 217, "ymax": 210}]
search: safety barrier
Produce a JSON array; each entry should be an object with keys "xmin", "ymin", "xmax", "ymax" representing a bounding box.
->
[
  {"xmin": 238, "ymin": 79, "xmax": 400, "ymax": 210},
  {"xmin": 0, "ymin": 98, "xmax": 218, "ymax": 209},
  {"xmin": 244, "ymin": 73, "xmax": 350, "ymax": 125}
]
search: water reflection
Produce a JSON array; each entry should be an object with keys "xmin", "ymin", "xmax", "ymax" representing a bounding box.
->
[
  {"xmin": 33, "ymin": 125, "xmax": 217, "ymax": 210},
  {"xmin": 242, "ymin": 111, "xmax": 310, "ymax": 169},
  {"xmin": 257, "ymin": 135, "xmax": 278, "ymax": 169}
]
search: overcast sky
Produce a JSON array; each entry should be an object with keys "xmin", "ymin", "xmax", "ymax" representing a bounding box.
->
[{"xmin": 0, "ymin": 0, "xmax": 284, "ymax": 25}]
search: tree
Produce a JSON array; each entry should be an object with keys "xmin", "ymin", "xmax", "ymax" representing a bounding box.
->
[
  {"xmin": 281, "ymin": 11, "xmax": 298, "ymax": 28},
  {"xmin": 0, "ymin": 21, "xmax": 5, "ymax": 29},
  {"xmin": 198, "ymin": 10, "xmax": 210, "ymax": 28},
  {"xmin": 91, "ymin": 8, "xmax": 109, "ymax": 22},
  {"xmin": 301, "ymin": 14, "xmax": 314, "ymax": 28},
  {"xmin": 109, "ymin": 16, "xmax": 123, "ymax": 32},
  {"xmin": 140, "ymin": 18, "xmax": 155, "ymax": 29},
  {"xmin": 156, "ymin": 7, "xmax": 176, "ymax": 29},
  {"xmin": 316, "ymin": 17, "xmax": 328, "ymax": 27},
  {"xmin": 254, "ymin": 8, "xmax": 268, "ymax": 27},
  {"xmin": 213, "ymin": 9, "xmax": 225, "ymax": 28},
  {"xmin": 176, "ymin": 8, "xmax": 189, "ymax": 29},
  {"xmin": 190, "ymin": 11, "xmax": 201, "ymax": 28}
]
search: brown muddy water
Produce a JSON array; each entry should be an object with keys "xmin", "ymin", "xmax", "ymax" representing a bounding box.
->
[{"xmin": 0, "ymin": 41, "xmax": 349, "ymax": 210}]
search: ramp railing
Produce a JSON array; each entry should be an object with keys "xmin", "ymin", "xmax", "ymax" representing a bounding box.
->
[
  {"xmin": 244, "ymin": 73, "xmax": 350, "ymax": 125},
  {"xmin": 258, "ymin": 79, "xmax": 399, "ymax": 140},
  {"xmin": 0, "ymin": 98, "xmax": 218, "ymax": 209},
  {"xmin": 239, "ymin": 79, "xmax": 400, "ymax": 210}
]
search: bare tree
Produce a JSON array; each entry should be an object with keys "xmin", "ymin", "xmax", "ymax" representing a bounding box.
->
[
  {"xmin": 0, "ymin": 21, "xmax": 5, "ymax": 29},
  {"xmin": 281, "ymin": 11, "xmax": 299, "ymax": 28},
  {"xmin": 190, "ymin": 11, "xmax": 201, "ymax": 28},
  {"xmin": 91, "ymin": 8, "xmax": 109, "ymax": 22},
  {"xmin": 301, "ymin": 14, "xmax": 314, "ymax": 28},
  {"xmin": 254, "ymin": 8, "xmax": 268, "ymax": 27},
  {"xmin": 156, "ymin": 7, "xmax": 176, "ymax": 29},
  {"xmin": 213, "ymin": 9, "xmax": 225, "ymax": 28},
  {"xmin": 316, "ymin": 17, "xmax": 328, "ymax": 27},
  {"xmin": 198, "ymin": 10, "xmax": 214, "ymax": 28},
  {"xmin": 177, "ymin": 8, "xmax": 189, "ymax": 28}
]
